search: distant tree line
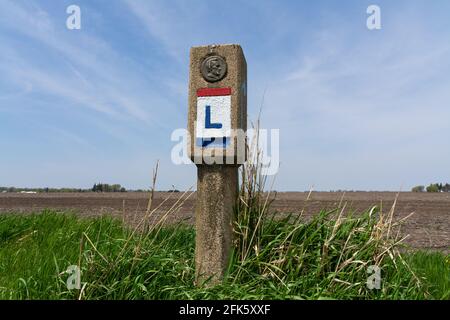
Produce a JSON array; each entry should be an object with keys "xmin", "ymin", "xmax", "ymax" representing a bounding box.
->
[
  {"xmin": 0, "ymin": 182, "xmax": 186, "ymax": 193},
  {"xmin": 412, "ymin": 183, "xmax": 450, "ymax": 193},
  {"xmin": 0, "ymin": 184, "xmax": 126, "ymax": 193},
  {"xmin": 0, "ymin": 187, "xmax": 91, "ymax": 193},
  {"xmin": 0, "ymin": 185, "xmax": 181, "ymax": 193},
  {"xmin": 92, "ymin": 183, "xmax": 126, "ymax": 193}
]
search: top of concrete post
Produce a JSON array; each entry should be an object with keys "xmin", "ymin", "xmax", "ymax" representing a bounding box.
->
[{"xmin": 187, "ymin": 44, "xmax": 247, "ymax": 166}]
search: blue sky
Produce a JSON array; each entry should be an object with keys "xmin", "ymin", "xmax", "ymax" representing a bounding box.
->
[{"xmin": 1, "ymin": 0, "xmax": 449, "ymax": 191}]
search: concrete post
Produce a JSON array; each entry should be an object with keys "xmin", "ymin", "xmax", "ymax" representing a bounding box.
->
[{"xmin": 187, "ymin": 44, "xmax": 247, "ymax": 285}]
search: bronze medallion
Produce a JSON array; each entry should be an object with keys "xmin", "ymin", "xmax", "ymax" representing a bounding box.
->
[{"xmin": 201, "ymin": 55, "xmax": 227, "ymax": 82}]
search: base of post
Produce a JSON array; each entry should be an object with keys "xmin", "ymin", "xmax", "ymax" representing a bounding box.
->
[{"xmin": 195, "ymin": 164, "xmax": 239, "ymax": 286}]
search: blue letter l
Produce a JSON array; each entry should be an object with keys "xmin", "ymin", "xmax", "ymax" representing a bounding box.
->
[{"xmin": 205, "ymin": 105, "xmax": 222, "ymax": 129}]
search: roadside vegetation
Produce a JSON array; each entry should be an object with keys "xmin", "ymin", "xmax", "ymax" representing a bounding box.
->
[
  {"xmin": 0, "ymin": 210, "xmax": 448, "ymax": 300},
  {"xmin": 0, "ymin": 127, "xmax": 448, "ymax": 300}
]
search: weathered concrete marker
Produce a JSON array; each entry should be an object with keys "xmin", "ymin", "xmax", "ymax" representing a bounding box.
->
[{"xmin": 187, "ymin": 44, "xmax": 247, "ymax": 285}]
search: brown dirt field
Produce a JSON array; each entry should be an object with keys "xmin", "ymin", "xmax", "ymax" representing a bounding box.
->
[{"xmin": 0, "ymin": 191, "xmax": 448, "ymax": 253}]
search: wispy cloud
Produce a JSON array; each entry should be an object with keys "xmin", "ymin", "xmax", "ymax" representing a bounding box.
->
[{"xmin": 0, "ymin": 0, "xmax": 176, "ymax": 127}]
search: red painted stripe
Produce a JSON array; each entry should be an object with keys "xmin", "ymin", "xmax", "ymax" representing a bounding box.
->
[{"xmin": 197, "ymin": 87, "xmax": 231, "ymax": 97}]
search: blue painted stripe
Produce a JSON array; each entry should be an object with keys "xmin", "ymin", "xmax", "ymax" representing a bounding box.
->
[{"xmin": 196, "ymin": 137, "xmax": 230, "ymax": 148}]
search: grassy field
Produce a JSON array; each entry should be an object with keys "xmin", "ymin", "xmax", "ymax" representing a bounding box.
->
[{"xmin": 0, "ymin": 210, "xmax": 448, "ymax": 300}]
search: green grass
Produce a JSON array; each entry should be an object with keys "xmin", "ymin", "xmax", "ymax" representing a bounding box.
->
[
  {"xmin": 405, "ymin": 251, "xmax": 449, "ymax": 300},
  {"xmin": 0, "ymin": 210, "xmax": 448, "ymax": 300}
]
